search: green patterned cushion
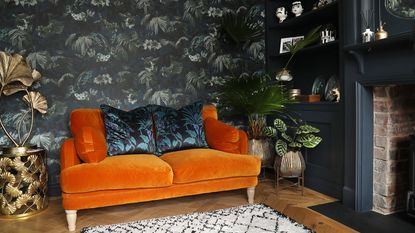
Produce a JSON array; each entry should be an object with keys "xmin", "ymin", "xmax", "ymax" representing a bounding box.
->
[
  {"xmin": 151, "ymin": 102, "xmax": 208, "ymax": 154},
  {"xmin": 100, "ymin": 105, "xmax": 156, "ymax": 156}
]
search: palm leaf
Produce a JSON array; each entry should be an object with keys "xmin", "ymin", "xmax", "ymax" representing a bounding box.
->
[{"xmin": 221, "ymin": 11, "xmax": 263, "ymax": 46}]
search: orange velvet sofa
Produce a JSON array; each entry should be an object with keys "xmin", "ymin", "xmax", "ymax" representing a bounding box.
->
[{"xmin": 60, "ymin": 105, "xmax": 261, "ymax": 231}]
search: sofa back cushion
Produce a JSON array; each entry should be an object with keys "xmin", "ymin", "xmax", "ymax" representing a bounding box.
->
[
  {"xmin": 69, "ymin": 104, "xmax": 217, "ymax": 157},
  {"xmin": 100, "ymin": 105, "xmax": 156, "ymax": 156},
  {"xmin": 152, "ymin": 102, "xmax": 208, "ymax": 154}
]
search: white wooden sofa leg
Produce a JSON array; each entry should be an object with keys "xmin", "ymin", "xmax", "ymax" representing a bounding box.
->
[
  {"xmin": 247, "ymin": 187, "xmax": 255, "ymax": 204},
  {"xmin": 65, "ymin": 210, "xmax": 77, "ymax": 231}
]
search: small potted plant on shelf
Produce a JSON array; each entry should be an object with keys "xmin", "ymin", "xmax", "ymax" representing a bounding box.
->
[
  {"xmin": 265, "ymin": 116, "xmax": 322, "ymax": 177},
  {"xmin": 276, "ymin": 26, "xmax": 321, "ymax": 82},
  {"xmin": 217, "ymin": 73, "xmax": 293, "ymax": 168}
]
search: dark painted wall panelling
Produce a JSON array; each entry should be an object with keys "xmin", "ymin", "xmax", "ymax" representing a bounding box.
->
[{"xmin": 0, "ymin": 0, "xmax": 265, "ymax": 195}]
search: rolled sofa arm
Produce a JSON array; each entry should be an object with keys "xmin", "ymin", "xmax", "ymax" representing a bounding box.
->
[
  {"xmin": 61, "ymin": 138, "xmax": 81, "ymax": 171},
  {"xmin": 204, "ymin": 117, "xmax": 249, "ymax": 155}
]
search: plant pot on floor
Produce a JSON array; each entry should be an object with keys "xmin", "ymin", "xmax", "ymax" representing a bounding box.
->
[
  {"xmin": 248, "ymin": 138, "xmax": 274, "ymax": 168},
  {"xmin": 274, "ymin": 150, "xmax": 305, "ymax": 178}
]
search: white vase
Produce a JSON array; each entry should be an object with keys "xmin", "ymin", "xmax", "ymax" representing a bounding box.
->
[{"xmin": 362, "ymin": 28, "xmax": 374, "ymax": 43}]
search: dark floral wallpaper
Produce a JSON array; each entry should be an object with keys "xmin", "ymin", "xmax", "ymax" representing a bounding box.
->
[{"xmin": 0, "ymin": 0, "xmax": 264, "ymax": 195}]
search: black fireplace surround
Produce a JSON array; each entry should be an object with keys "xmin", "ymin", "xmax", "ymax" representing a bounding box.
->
[{"xmin": 342, "ymin": 0, "xmax": 415, "ymax": 213}]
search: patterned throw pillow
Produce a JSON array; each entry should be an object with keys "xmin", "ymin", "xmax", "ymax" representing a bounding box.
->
[
  {"xmin": 152, "ymin": 102, "xmax": 208, "ymax": 154},
  {"xmin": 100, "ymin": 105, "xmax": 156, "ymax": 156}
]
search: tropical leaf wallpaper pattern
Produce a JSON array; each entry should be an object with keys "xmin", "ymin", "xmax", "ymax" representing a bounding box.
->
[{"xmin": 0, "ymin": 0, "xmax": 264, "ymax": 194}]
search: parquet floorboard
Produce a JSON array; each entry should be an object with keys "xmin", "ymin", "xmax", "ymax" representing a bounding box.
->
[{"xmin": 0, "ymin": 180, "xmax": 358, "ymax": 233}]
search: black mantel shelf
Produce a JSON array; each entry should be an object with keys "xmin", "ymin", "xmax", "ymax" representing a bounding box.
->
[
  {"xmin": 343, "ymin": 32, "xmax": 414, "ymax": 52},
  {"xmin": 269, "ymin": 2, "xmax": 338, "ymax": 29}
]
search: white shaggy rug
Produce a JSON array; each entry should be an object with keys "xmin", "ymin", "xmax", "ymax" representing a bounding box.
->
[{"xmin": 81, "ymin": 204, "xmax": 313, "ymax": 233}]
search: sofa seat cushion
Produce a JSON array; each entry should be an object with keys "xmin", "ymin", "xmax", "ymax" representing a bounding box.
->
[
  {"xmin": 61, "ymin": 155, "xmax": 173, "ymax": 193},
  {"xmin": 160, "ymin": 149, "xmax": 261, "ymax": 184}
]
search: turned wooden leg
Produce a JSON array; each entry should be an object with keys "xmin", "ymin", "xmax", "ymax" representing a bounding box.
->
[
  {"xmin": 247, "ymin": 187, "xmax": 255, "ymax": 204},
  {"xmin": 65, "ymin": 210, "xmax": 77, "ymax": 231}
]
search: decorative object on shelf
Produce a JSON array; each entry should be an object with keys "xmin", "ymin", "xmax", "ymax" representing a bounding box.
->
[
  {"xmin": 0, "ymin": 52, "xmax": 48, "ymax": 153},
  {"xmin": 311, "ymin": 75, "xmax": 326, "ymax": 99},
  {"xmin": 385, "ymin": 0, "xmax": 415, "ymax": 19},
  {"xmin": 292, "ymin": 1, "xmax": 304, "ymax": 17},
  {"xmin": 324, "ymin": 75, "xmax": 340, "ymax": 102},
  {"xmin": 279, "ymin": 37, "xmax": 304, "ymax": 54},
  {"xmin": 362, "ymin": 28, "xmax": 375, "ymax": 42},
  {"xmin": 276, "ymin": 7, "xmax": 288, "ymax": 23},
  {"xmin": 296, "ymin": 94, "xmax": 321, "ymax": 102},
  {"xmin": 0, "ymin": 147, "xmax": 48, "ymax": 218},
  {"xmin": 276, "ymin": 26, "xmax": 321, "ymax": 82},
  {"xmin": 288, "ymin": 89, "xmax": 301, "ymax": 99},
  {"xmin": 361, "ymin": 10, "xmax": 375, "ymax": 43},
  {"xmin": 375, "ymin": 1, "xmax": 389, "ymax": 41},
  {"xmin": 265, "ymin": 117, "xmax": 322, "ymax": 194},
  {"xmin": 317, "ymin": 0, "xmax": 336, "ymax": 8},
  {"xmin": 217, "ymin": 74, "xmax": 293, "ymax": 168},
  {"xmin": 375, "ymin": 23, "xmax": 389, "ymax": 40},
  {"xmin": 321, "ymin": 24, "xmax": 336, "ymax": 44},
  {"xmin": 276, "ymin": 68, "xmax": 293, "ymax": 82}
]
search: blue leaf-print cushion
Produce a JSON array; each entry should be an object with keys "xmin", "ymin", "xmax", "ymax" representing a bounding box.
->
[
  {"xmin": 100, "ymin": 105, "xmax": 156, "ymax": 156},
  {"xmin": 151, "ymin": 102, "xmax": 208, "ymax": 154}
]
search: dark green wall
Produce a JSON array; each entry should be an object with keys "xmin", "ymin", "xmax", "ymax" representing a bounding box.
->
[{"xmin": 0, "ymin": 0, "xmax": 264, "ymax": 195}]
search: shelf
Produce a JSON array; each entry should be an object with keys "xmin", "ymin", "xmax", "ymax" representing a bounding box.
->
[
  {"xmin": 288, "ymin": 101, "xmax": 341, "ymax": 112},
  {"xmin": 343, "ymin": 32, "xmax": 414, "ymax": 52},
  {"xmin": 269, "ymin": 40, "xmax": 339, "ymax": 58},
  {"xmin": 269, "ymin": 2, "xmax": 338, "ymax": 29}
]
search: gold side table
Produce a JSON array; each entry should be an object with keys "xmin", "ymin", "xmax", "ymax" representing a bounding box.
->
[{"xmin": 0, "ymin": 147, "xmax": 48, "ymax": 218}]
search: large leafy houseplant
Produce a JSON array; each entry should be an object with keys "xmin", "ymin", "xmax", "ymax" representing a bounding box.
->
[
  {"xmin": 221, "ymin": 8, "xmax": 263, "ymax": 48},
  {"xmin": 265, "ymin": 118, "xmax": 322, "ymax": 156},
  {"xmin": 217, "ymin": 74, "xmax": 293, "ymax": 139}
]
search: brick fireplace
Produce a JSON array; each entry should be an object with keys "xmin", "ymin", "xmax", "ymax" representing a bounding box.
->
[{"xmin": 373, "ymin": 85, "xmax": 415, "ymax": 214}]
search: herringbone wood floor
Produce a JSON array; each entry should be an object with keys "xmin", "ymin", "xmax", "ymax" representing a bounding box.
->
[{"xmin": 1, "ymin": 180, "xmax": 358, "ymax": 233}]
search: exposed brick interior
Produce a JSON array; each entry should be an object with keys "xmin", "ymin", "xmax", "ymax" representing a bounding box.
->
[{"xmin": 373, "ymin": 85, "xmax": 415, "ymax": 214}]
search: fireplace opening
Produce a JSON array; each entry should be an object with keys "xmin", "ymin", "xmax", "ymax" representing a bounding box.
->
[{"xmin": 373, "ymin": 85, "xmax": 415, "ymax": 214}]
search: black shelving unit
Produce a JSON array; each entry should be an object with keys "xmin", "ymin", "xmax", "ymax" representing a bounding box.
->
[
  {"xmin": 265, "ymin": 0, "xmax": 345, "ymax": 199},
  {"xmin": 269, "ymin": 2, "xmax": 338, "ymax": 29}
]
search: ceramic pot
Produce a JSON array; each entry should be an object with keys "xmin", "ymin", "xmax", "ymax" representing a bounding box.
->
[
  {"xmin": 248, "ymin": 138, "xmax": 274, "ymax": 168},
  {"xmin": 276, "ymin": 68, "xmax": 293, "ymax": 82},
  {"xmin": 274, "ymin": 150, "xmax": 305, "ymax": 177}
]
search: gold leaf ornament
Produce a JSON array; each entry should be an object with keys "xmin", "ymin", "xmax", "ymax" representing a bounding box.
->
[
  {"xmin": 3, "ymin": 203, "xmax": 17, "ymax": 215},
  {"xmin": 23, "ymin": 91, "xmax": 48, "ymax": 114},
  {"xmin": 0, "ymin": 52, "xmax": 39, "ymax": 95},
  {"xmin": 0, "ymin": 157, "xmax": 12, "ymax": 168},
  {"xmin": 15, "ymin": 194, "xmax": 32, "ymax": 209},
  {"xmin": 12, "ymin": 157, "xmax": 27, "ymax": 172},
  {"xmin": 6, "ymin": 184, "xmax": 22, "ymax": 198},
  {"xmin": 28, "ymin": 181, "xmax": 40, "ymax": 195},
  {"xmin": 22, "ymin": 170, "xmax": 35, "ymax": 183},
  {"xmin": 0, "ymin": 172, "xmax": 16, "ymax": 184}
]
